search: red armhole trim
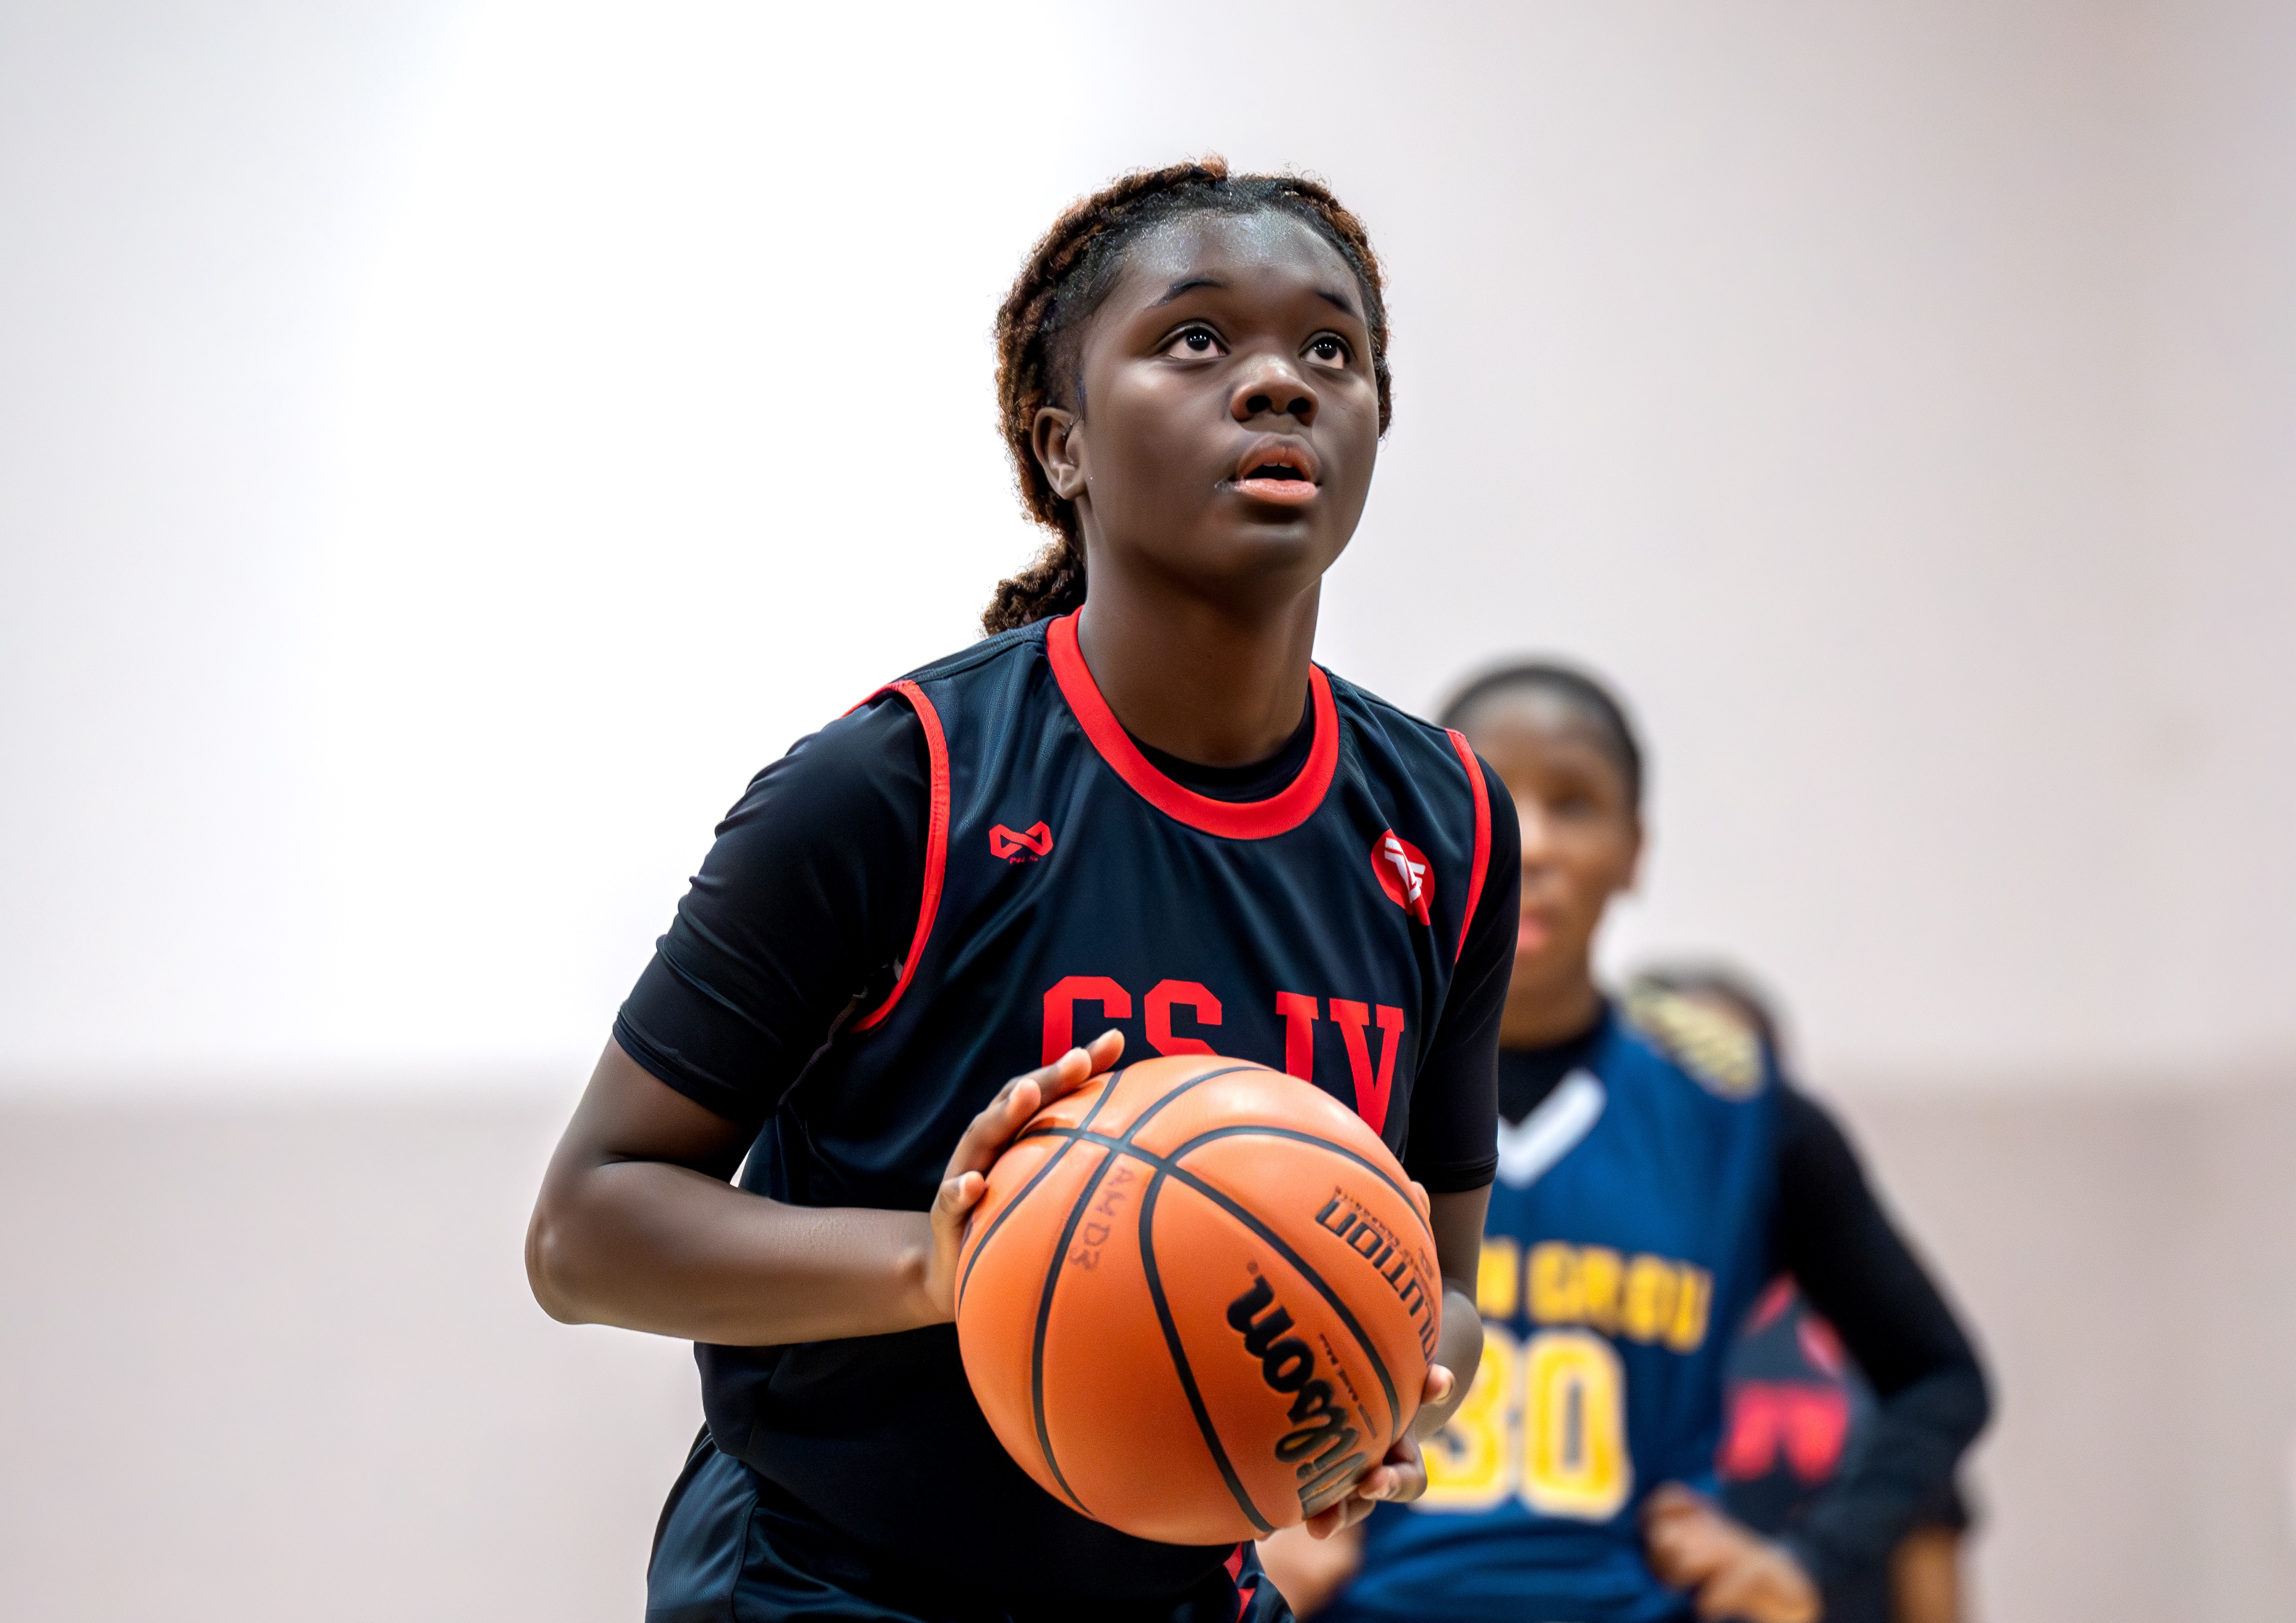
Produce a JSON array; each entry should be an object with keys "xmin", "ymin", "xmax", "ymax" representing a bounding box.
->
[
  {"xmin": 1047, "ymin": 611, "xmax": 1337, "ymax": 839},
  {"xmin": 853, "ymin": 679, "xmax": 949, "ymax": 1032},
  {"xmin": 1446, "ymin": 728, "xmax": 1492, "ymax": 966}
]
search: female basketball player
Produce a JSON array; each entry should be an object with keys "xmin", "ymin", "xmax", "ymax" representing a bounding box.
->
[
  {"xmin": 1259, "ymin": 664, "xmax": 1990, "ymax": 1623},
  {"xmin": 524, "ymin": 162, "xmax": 1520, "ymax": 1621}
]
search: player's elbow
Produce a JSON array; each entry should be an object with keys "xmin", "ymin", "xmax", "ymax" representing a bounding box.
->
[{"xmin": 524, "ymin": 1189, "xmax": 597, "ymax": 1325}]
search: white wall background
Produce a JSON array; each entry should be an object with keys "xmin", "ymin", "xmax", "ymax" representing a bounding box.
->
[
  {"xmin": 3, "ymin": 0, "xmax": 2292, "ymax": 1092},
  {"xmin": 6, "ymin": 6, "xmax": 2295, "ymax": 1621}
]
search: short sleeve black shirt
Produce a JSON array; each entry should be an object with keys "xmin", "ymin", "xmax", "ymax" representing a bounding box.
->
[{"xmin": 616, "ymin": 696, "xmax": 1516, "ymax": 1191}]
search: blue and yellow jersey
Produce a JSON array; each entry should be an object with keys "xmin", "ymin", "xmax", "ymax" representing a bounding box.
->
[{"xmin": 1334, "ymin": 992, "xmax": 1777, "ymax": 1623}]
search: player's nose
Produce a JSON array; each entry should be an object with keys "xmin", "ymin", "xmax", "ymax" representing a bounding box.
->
[{"xmin": 1228, "ymin": 352, "xmax": 1318, "ymax": 427}]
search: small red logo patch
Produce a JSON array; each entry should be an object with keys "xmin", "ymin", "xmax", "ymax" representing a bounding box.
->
[
  {"xmin": 990, "ymin": 821, "xmax": 1055, "ymax": 862},
  {"xmin": 1370, "ymin": 829, "xmax": 1433, "ymax": 923}
]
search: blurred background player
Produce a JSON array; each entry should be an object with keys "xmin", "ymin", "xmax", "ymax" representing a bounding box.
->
[
  {"xmin": 1645, "ymin": 965, "xmax": 1976, "ymax": 1623},
  {"xmin": 1258, "ymin": 661, "xmax": 1990, "ymax": 1622}
]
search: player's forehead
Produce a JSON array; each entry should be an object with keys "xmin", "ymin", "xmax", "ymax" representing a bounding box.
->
[
  {"xmin": 1098, "ymin": 210, "xmax": 1365, "ymax": 327},
  {"xmin": 1462, "ymin": 689, "xmax": 1626, "ymax": 789}
]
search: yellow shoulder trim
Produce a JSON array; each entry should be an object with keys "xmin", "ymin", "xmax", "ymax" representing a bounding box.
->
[{"xmin": 1622, "ymin": 985, "xmax": 1765, "ymax": 1099}]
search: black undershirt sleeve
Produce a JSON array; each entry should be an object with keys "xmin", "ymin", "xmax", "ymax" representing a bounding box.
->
[
  {"xmin": 1403, "ymin": 758, "xmax": 1520, "ymax": 1194},
  {"xmin": 1766, "ymin": 1087, "xmax": 1992, "ymax": 1597},
  {"xmin": 613, "ymin": 700, "xmax": 930, "ymax": 1126}
]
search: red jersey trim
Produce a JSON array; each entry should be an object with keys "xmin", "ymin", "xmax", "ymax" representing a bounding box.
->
[
  {"xmin": 853, "ymin": 679, "xmax": 950, "ymax": 1032},
  {"xmin": 1445, "ymin": 728, "xmax": 1492, "ymax": 966},
  {"xmin": 1046, "ymin": 611, "xmax": 1337, "ymax": 840}
]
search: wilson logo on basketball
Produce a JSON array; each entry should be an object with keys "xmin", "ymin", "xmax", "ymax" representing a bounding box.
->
[
  {"xmin": 1227, "ymin": 1273, "xmax": 1368, "ymax": 1514},
  {"xmin": 1370, "ymin": 830, "xmax": 1433, "ymax": 923},
  {"xmin": 990, "ymin": 821, "xmax": 1054, "ymax": 862}
]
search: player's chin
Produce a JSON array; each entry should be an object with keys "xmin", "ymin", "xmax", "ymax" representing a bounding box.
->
[{"xmin": 1196, "ymin": 504, "xmax": 1351, "ymax": 581}]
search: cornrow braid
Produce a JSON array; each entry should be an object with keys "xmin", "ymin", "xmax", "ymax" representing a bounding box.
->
[{"xmin": 981, "ymin": 156, "xmax": 1393, "ymax": 635}]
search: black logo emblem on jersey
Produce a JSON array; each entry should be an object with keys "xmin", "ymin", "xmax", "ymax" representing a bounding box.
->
[
  {"xmin": 990, "ymin": 821, "xmax": 1054, "ymax": 862},
  {"xmin": 1228, "ymin": 1274, "xmax": 1367, "ymax": 1512}
]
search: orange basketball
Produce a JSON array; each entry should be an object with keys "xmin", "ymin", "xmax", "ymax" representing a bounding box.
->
[{"xmin": 955, "ymin": 1054, "xmax": 1439, "ymax": 1545}]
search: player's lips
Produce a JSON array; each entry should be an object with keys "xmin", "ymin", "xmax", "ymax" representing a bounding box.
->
[
  {"xmin": 1228, "ymin": 439, "xmax": 1320, "ymax": 505},
  {"xmin": 1517, "ymin": 915, "xmax": 1552, "ymax": 955}
]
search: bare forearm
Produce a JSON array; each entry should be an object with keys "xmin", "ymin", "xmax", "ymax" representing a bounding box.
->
[
  {"xmin": 527, "ymin": 1158, "xmax": 939, "ymax": 1346},
  {"xmin": 1413, "ymin": 1282, "xmax": 1482, "ymax": 1436},
  {"xmin": 1415, "ymin": 1187, "xmax": 1492, "ymax": 1437},
  {"xmin": 526, "ymin": 1033, "xmax": 1127, "ymax": 1348}
]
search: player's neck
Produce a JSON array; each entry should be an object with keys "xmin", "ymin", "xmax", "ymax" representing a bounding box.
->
[
  {"xmin": 1073, "ymin": 583, "xmax": 1319, "ymax": 768},
  {"xmin": 1499, "ymin": 972, "xmax": 1606, "ymax": 1051}
]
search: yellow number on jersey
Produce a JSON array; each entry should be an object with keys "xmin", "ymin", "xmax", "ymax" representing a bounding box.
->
[
  {"xmin": 1520, "ymin": 1328, "xmax": 1633, "ymax": 1520},
  {"xmin": 1417, "ymin": 1325, "xmax": 1633, "ymax": 1522},
  {"xmin": 1419, "ymin": 1324, "xmax": 1517, "ymax": 1510}
]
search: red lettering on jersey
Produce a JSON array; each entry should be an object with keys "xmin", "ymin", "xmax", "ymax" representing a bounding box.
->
[
  {"xmin": 1330, "ymin": 1000, "xmax": 1406, "ymax": 1133},
  {"xmin": 1145, "ymin": 979, "xmax": 1222, "ymax": 1056},
  {"xmin": 1275, "ymin": 992, "xmax": 1319, "ymax": 1081},
  {"xmin": 1716, "ymin": 1383, "xmax": 1850, "ymax": 1485},
  {"xmin": 990, "ymin": 821, "xmax": 1054, "ymax": 861},
  {"xmin": 1042, "ymin": 975, "xmax": 1131, "ymax": 1065},
  {"xmin": 1370, "ymin": 830, "xmax": 1433, "ymax": 924}
]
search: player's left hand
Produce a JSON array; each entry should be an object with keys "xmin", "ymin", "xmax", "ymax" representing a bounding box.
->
[
  {"xmin": 1298, "ymin": 1362, "xmax": 1457, "ymax": 1538},
  {"xmin": 1640, "ymin": 1482, "xmax": 1819, "ymax": 1623}
]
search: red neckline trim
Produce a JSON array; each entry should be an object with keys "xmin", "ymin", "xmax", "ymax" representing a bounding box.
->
[{"xmin": 1046, "ymin": 611, "xmax": 1337, "ymax": 840}]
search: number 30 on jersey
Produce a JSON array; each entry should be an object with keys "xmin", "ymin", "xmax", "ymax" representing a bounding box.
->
[{"xmin": 1420, "ymin": 1325, "xmax": 1632, "ymax": 1520}]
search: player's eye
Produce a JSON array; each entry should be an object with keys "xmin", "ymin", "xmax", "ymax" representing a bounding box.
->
[
  {"xmin": 1305, "ymin": 334, "xmax": 1352, "ymax": 367},
  {"xmin": 1162, "ymin": 327, "xmax": 1225, "ymax": 359}
]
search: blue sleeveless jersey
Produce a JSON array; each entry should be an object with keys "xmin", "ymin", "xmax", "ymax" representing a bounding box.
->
[
  {"xmin": 698, "ymin": 613, "xmax": 1500, "ymax": 1599},
  {"xmin": 1336, "ymin": 1002, "xmax": 1778, "ymax": 1623}
]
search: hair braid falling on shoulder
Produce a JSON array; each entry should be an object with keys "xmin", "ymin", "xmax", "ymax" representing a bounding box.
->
[{"xmin": 981, "ymin": 157, "xmax": 1393, "ymax": 635}]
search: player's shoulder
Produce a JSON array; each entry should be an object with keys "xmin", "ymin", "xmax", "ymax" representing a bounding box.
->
[
  {"xmin": 894, "ymin": 617, "xmax": 1049, "ymax": 688},
  {"xmin": 803, "ymin": 622, "xmax": 1047, "ymax": 776},
  {"xmin": 1322, "ymin": 666, "xmax": 1483, "ymax": 778},
  {"xmin": 1615, "ymin": 985, "xmax": 1771, "ymax": 1103},
  {"xmin": 740, "ymin": 677, "xmax": 935, "ymax": 828}
]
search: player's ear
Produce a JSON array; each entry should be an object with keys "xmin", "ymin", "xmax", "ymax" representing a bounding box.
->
[
  {"xmin": 1619, "ymin": 817, "xmax": 1648, "ymax": 895},
  {"xmin": 1032, "ymin": 406, "xmax": 1087, "ymax": 502}
]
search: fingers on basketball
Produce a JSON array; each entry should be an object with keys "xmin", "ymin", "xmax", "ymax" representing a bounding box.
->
[{"xmin": 955, "ymin": 1054, "xmax": 1439, "ymax": 1545}]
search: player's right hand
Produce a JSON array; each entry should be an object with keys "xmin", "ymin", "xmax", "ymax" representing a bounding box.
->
[
  {"xmin": 922, "ymin": 1029, "xmax": 1126, "ymax": 1322},
  {"xmin": 1257, "ymin": 1520, "xmax": 1365, "ymax": 1617},
  {"xmin": 1641, "ymin": 1482, "xmax": 1819, "ymax": 1623},
  {"xmin": 1297, "ymin": 1360, "xmax": 1457, "ymax": 1538}
]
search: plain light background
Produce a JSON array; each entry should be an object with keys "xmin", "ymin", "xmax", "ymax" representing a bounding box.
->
[
  {"xmin": 7, "ymin": 0, "xmax": 2291, "ymax": 1091},
  {"xmin": 3, "ymin": 1, "xmax": 2293, "ymax": 1619}
]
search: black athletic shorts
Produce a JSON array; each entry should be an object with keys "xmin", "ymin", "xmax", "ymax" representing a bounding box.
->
[{"xmin": 648, "ymin": 1430, "xmax": 1298, "ymax": 1623}]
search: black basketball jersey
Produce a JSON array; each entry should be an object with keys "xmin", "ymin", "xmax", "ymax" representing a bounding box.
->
[{"xmin": 689, "ymin": 612, "xmax": 1508, "ymax": 1599}]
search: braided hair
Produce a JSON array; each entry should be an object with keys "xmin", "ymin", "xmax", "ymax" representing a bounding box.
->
[{"xmin": 981, "ymin": 158, "xmax": 1393, "ymax": 635}]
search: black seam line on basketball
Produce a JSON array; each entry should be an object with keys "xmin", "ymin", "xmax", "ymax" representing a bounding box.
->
[
  {"xmin": 1030, "ymin": 1128, "xmax": 1404, "ymax": 1449},
  {"xmin": 1136, "ymin": 1167, "xmax": 1275, "ymax": 1537},
  {"xmin": 1112, "ymin": 1064, "xmax": 1266, "ymax": 1144},
  {"xmin": 1008, "ymin": 1062, "xmax": 1259, "ymax": 1168},
  {"xmin": 1005, "ymin": 1061, "xmax": 1258, "ymax": 1161},
  {"xmin": 1160, "ymin": 1125, "xmax": 1422, "ymax": 1218},
  {"xmin": 1028, "ymin": 1141, "xmax": 1125, "ymax": 1518},
  {"xmin": 957, "ymin": 1062, "xmax": 1134, "ymax": 1311}
]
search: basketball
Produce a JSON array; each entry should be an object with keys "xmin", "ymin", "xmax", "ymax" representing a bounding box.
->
[{"xmin": 955, "ymin": 1054, "xmax": 1439, "ymax": 1545}]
